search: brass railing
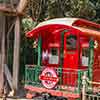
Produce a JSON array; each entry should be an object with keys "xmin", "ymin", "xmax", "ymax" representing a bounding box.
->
[{"xmin": 82, "ymin": 72, "xmax": 100, "ymax": 100}]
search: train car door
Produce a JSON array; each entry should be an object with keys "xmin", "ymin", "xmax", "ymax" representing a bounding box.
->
[{"xmin": 63, "ymin": 32, "xmax": 79, "ymax": 86}]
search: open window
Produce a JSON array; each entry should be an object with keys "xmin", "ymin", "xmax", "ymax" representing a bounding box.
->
[
  {"xmin": 81, "ymin": 48, "xmax": 89, "ymax": 66},
  {"xmin": 49, "ymin": 48, "xmax": 59, "ymax": 64}
]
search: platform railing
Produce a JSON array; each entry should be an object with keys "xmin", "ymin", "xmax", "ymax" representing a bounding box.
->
[
  {"xmin": 85, "ymin": 94, "xmax": 100, "ymax": 100},
  {"xmin": 82, "ymin": 72, "xmax": 100, "ymax": 100},
  {"xmin": 25, "ymin": 65, "xmax": 88, "ymax": 94}
]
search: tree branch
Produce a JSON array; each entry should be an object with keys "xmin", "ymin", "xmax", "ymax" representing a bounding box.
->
[{"xmin": 16, "ymin": 0, "xmax": 28, "ymax": 14}]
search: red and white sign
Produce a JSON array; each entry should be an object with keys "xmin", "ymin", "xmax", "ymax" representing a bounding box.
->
[{"xmin": 39, "ymin": 67, "xmax": 59, "ymax": 89}]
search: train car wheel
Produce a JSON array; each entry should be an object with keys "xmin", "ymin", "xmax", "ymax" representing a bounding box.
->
[
  {"xmin": 41, "ymin": 92, "xmax": 51, "ymax": 100},
  {"xmin": 56, "ymin": 96, "xmax": 68, "ymax": 100}
]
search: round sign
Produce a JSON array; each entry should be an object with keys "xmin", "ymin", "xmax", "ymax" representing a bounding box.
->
[{"xmin": 39, "ymin": 67, "xmax": 59, "ymax": 89}]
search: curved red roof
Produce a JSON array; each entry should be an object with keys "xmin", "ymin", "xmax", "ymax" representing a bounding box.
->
[{"xmin": 26, "ymin": 18, "xmax": 100, "ymax": 39}]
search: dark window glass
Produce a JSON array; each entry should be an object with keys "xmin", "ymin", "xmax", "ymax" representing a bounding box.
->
[
  {"xmin": 51, "ymin": 48, "xmax": 58, "ymax": 55},
  {"xmin": 49, "ymin": 48, "xmax": 59, "ymax": 64},
  {"xmin": 66, "ymin": 35, "xmax": 77, "ymax": 50},
  {"xmin": 82, "ymin": 48, "xmax": 89, "ymax": 57}
]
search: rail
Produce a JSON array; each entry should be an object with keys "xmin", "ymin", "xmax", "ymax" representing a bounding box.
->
[
  {"xmin": 25, "ymin": 65, "xmax": 88, "ymax": 95},
  {"xmin": 82, "ymin": 72, "xmax": 100, "ymax": 100}
]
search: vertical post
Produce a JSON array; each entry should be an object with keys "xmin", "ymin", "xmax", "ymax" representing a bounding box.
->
[
  {"xmin": 37, "ymin": 37, "xmax": 41, "ymax": 66},
  {"xmin": 0, "ymin": 14, "xmax": 5, "ymax": 95},
  {"xmin": 77, "ymin": 70, "xmax": 81, "ymax": 93},
  {"xmin": 0, "ymin": 15, "xmax": 2, "ymax": 95},
  {"xmin": 60, "ymin": 30, "xmax": 68, "ymax": 84},
  {"xmin": 82, "ymin": 72, "xmax": 87, "ymax": 100},
  {"xmin": 88, "ymin": 38, "xmax": 94, "ymax": 81},
  {"xmin": 12, "ymin": 16, "xmax": 20, "ymax": 92}
]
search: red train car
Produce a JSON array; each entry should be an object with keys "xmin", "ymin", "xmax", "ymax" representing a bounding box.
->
[{"xmin": 25, "ymin": 18, "xmax": 100, "ymax": 100}]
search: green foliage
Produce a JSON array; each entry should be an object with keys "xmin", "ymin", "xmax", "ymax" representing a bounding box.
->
[
  {"xmin": 47, "ymin": 0, "xmax": 96, "ymax": 20},
  {"xmin": 26, "ymin": 0, "xmax": 100, "ymax": 22},
  {"xmin": 70, "ymin": 0, "xmax": 96, "ymax": 19},
  {"xmin": 22, "ymin": 17, "xmax": 37, "ymax": 33}
]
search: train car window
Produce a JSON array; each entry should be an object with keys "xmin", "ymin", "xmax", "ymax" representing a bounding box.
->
[
  {"xmin": 51, "ymin": 48, "xmax": 58, "ymax": 55},
  {"xmin": 66, "ymin": 35, "xmax": 77, "ymax": 50},
  {"xmin": 49, "ymin": 48, "xmax": 59, "ymax": 64},
  {"xmin": 81, "ymin": 48, "xmax": 89, "ymax": 66}
]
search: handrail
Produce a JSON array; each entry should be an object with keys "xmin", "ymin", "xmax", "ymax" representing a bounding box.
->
[
  {"xmin": 87, "ymin": 80, "xmax": 100, "ymax": 85},
  {"xmin": 25, "ymin": 64, "xmax": 37, "ymax": 67},
  {"xmin": 25, "ymin": 64, "xmax": 88, "ymax": 72}
]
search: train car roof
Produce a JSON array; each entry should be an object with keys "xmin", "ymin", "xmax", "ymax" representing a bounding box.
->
[
  {"xmin": 36, "ymin": 18, "xmax": 100, "ymax": 29},
  {"xmin": 36, "ymin": 18, "xmax": 78, "ymax": 27},
  {"xmin": 26, "ymin": 18, "xmax": 100, "ymax": 39}
]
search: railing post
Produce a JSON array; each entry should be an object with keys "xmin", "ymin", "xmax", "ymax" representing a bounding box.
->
[
  {"xmin": 88, "ymin": 38, "xmax": 94, "ymax": 83},
  {"xmin": 38, "ymin": 37, "xmax": 41, "ymax": 66},
  {"xmin": 82, "ymin": 72, "xmax": 87, "ymax": 100}
]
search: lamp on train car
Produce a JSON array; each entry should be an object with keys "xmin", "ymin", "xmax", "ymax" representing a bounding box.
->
[
  {"xmin": 94, "ymin": 40, "xmax": 98, "ymax": 49},
  {"xmin": 33, "ymin": 39, "xmax": 38, "ymax": 48}
]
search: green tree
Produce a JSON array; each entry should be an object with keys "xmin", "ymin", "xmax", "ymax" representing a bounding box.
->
[{"xmin": 25, "ymin": 0, "xmax": 98, "ymax": 21}]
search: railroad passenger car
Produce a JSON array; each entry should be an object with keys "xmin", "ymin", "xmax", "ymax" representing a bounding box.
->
[{"xmin": 25, "ymin": 18, "xmax": 100, "ymax": 100}]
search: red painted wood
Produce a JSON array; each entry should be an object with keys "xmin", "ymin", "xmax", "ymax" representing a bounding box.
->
[
  {"xmin": 25, "ymin": 18, "xmax": 100, "ymax": 96},
  {"xmin": 63, "ymin": 31, "xmax": 79, "ymax": 85},
  {"xmin": 72, "ymin": 19, "xmax": 100, "ymax": 29},
  {"xmin": 25, "ymin": 86, "xmax": 80, "ymax": 99}
]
